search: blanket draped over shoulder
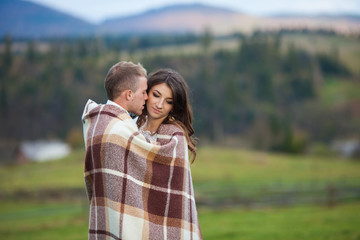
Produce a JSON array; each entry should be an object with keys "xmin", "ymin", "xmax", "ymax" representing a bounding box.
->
[{"xmin": 82, "ymin": 99, "xmax": 202, "ymax": 240}]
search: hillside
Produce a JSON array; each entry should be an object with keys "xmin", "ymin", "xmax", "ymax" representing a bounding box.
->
[
  {"xmin": 0, "ymin": 0, "xmax": 94, "ymax": 38},
  {"xmin": 98, "ymin": 4, "xmax": 360, "ymax": 35},
  {"xmin": 261, "ymin": 14, "xmax": 360, "ymax": 35},
  {"xmin": 1, "ymin": 31, "xmax": 359, "ymax": 161},
  {"xmin": 1, "ymin": 1, "xmax": 360, "ymax": 38},
  {"xmin": 98, "ymin": 4, "xmax": 258, "ymax": 35}
]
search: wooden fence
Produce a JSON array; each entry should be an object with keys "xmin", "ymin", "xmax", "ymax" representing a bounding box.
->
[
  {"xmin": 2, "ymin": 181, "xmax": 360, "ymax": 210},
  {"xmin": 195, "ymin": 182, "xmax": 360, "ymax": 209}
]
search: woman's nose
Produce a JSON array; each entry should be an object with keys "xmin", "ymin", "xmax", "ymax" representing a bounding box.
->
[{"xmin": 156, "ymin": 99, "xmax": 164, "ymax": 108}]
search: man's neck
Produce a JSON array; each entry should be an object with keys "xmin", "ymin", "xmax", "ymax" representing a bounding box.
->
[{"xmin": 107, "ymin": 99, "xmax": 128, "ymax": 113}]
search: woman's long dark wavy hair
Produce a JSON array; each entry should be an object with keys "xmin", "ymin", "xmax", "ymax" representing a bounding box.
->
[{"xmin": 137, "ymin": 69, "xmax": 197, "ymax": 162}]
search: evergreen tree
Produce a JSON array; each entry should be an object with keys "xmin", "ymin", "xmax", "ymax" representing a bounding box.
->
[
  {"xmin": 26, "ymin": 40, "xmax": 36, "ymax": 62},
  {"xmin": 0, "ymin": 35, "xmax": 12, "ymax": 118}
]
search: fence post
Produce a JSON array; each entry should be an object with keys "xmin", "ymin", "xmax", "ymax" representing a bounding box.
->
[{"xmin": 327, "ymin": 183, "xmax": 336, "ymax": 208}]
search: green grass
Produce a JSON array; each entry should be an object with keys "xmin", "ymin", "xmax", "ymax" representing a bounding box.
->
[
  {"xmin": 192, "ymin": 146, "xmax": 360, "ymax": 188},
  {"xmin": 321, "ymin": 78, "xmax": 360, "ymax": 106},
  {"xmin": 1, "ymin": 199, "xmax": 359, "ymax": 240},
  {"xmin": 1, "ymin": 147, "xmax": 360, "ymax": 239},
  {"xmin": 1, "ymin": 147, "xmax": 359, "ymax": 195},
  {"xmin": 199, "ymin": 202, "xmax": 360, "ymax": 240},
  {"xmin": 0, "ymin": 149, "xmax": 85, "ymax": 194},
  {"xmin": 0, "ymin": 200, "xmax": 88, "ymax": 240}
]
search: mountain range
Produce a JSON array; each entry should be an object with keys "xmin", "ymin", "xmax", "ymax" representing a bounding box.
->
[
  {"xmin": 0, "ymin": 0, "xmax": 94, "ymax": 38},
  {"xmin": 1, "ymin": 0, "xmax": 360, "ymax": 38}
]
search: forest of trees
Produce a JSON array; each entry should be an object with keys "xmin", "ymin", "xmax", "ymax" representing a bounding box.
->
[{"xmin": 0, "ymin": 30, "xmax": 359, "ymax": 160}]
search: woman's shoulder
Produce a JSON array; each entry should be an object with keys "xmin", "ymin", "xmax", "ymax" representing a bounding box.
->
[{"xmin": 157, "ymin": 123, "xmax": 184, "ymax": 136}]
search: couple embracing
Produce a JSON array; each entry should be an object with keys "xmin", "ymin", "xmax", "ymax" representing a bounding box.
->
[{"xmin": 82, "ymin": 61, "xmax": 202, "ymax": 240}]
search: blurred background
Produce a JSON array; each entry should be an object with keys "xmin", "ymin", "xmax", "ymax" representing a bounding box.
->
[{"xmin": 0, "ymin": 0, "xmax": 360, "ymax": 239}]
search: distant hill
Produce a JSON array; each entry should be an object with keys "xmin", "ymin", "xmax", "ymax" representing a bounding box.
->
[
  {"xmin": 0, "ymin": 0, "xmax": 94, "ymax": 38},
  {"xmin": 261, "ymin": 14, "xmax": 360, "ymax": 35},
  {"xmin": 98, "ymin": 4, "xmax": 259, "ymax": 35},
  {"xmin": 98, "ymin": 4, "xmax": 360, "ymax": 35},
  {"xmin": 0, "ymin": 1, "xmax": 359, "ymax": 38}
]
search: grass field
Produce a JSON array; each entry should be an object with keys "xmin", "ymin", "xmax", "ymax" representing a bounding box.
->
[
  {"xmin": 199, "ymin": 203, "xmax": 360, "ymax": 240},
  {"xmin": 1, "ymin": 147, "xmax": 360, "ymax": 239},
  {"xmin": 192, "ymin": 146, "xmax": 360, "ymax": 187},
  {"xmin": 2, "ymin": 147, "xmax": 359, "ymax": 194},
  {"xmin": 1, "ymin": 199, "xmax": 360, "ymax": 240}
]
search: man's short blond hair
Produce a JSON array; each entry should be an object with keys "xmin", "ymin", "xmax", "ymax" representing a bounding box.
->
[{"xmin": 104, "ymin": 61, "xmax": 147, "ymax": 100}]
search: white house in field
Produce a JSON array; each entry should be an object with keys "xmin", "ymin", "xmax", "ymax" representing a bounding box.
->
[
  {"xmin": 331, "ymin": 139, "xmax": 360, "ymax": 159},
  {"xmin": 19, "ymin": 140, "xmax": 71, "ymax": 162}
]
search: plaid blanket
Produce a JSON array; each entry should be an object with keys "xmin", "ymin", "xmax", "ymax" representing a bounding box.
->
[{"xmin": 82, "ymin": 99, "xmax": 202, "ymax": 240}]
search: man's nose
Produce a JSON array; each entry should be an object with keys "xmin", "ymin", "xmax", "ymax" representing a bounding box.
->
[{"xmin": 144, "ymin": 92, "xmax": 148, "ymax": 100}]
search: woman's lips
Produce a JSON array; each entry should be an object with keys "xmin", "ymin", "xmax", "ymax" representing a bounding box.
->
[{"xmin": 152, "ymin": 107, "xmax": 161, "ymax": 114}]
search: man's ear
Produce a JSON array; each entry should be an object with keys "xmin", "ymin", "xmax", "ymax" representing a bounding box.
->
[{"xmin": 124, "ymin": 89, "xmax": 133, "ymax": 101}]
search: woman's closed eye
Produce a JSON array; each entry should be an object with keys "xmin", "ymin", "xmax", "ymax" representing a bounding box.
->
[{"xmin": 151, "ymin": 89, "xmax": 172, "ymax": 104}]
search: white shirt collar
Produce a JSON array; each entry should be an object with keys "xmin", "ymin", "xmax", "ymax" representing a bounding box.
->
[{"xmin": 106, "ymin": 100, "xmax": 129, "ymax": 114}]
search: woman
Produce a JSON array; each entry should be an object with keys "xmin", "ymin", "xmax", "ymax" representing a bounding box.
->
[
  {"xmin": 137, "ymin": 68, "xmax": 197, "ymax": 162},
  {"xmin": 136, "ymin": 68, "xmax": 202, "ymax": 239}
]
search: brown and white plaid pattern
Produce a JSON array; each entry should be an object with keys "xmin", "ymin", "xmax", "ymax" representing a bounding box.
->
[{"xmin": 82, "ymin": 100, "xmax": 202, "ymax": 240}]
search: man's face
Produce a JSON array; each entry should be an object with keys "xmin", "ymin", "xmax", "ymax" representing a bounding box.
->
[{"xmin": 129, "ymin": 76, "xmax": 148, "ymax": 116}]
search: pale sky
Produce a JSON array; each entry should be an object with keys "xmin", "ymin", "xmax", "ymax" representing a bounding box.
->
[{"xmin": 26, "ymin": 0, "xmax": 360, "ymax": 24}]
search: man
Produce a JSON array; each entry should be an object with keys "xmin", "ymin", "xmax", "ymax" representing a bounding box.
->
[
  {"xmin": 103, "ymin": 61, "xmax": 148, "ymax": 116},
  {"xmin": 82, "ymin": 61, "xmax": 202, "ymax": 240}
]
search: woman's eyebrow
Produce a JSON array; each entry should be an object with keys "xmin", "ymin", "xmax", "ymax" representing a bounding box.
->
[
  {"xmin": 154, "ymin": 90, "xmax": 162, "ymax": 95},
  {"xmin": 154, "ymin": 89, "xmax": 173, "ymax": 99}
]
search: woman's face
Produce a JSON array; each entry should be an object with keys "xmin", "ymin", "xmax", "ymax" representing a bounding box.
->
[{"xmin": 146, "ymin": 83, "xmax": 173, "ymax": 121}]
